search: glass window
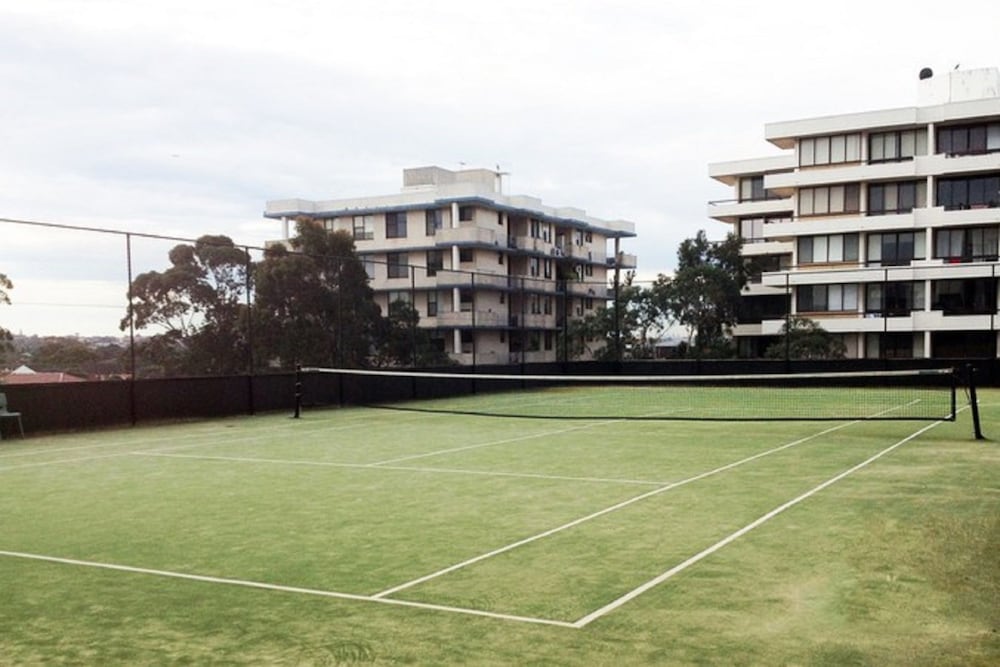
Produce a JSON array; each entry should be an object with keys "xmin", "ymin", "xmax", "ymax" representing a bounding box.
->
[
  {"xmin": 813, "ymin": 236, "xmax": 828, "ymax": 261},
  {"xmin": 798, "ymin": 237, "xmax": 813, "ymax": 263},
  {"xmin": 425, "ymin": 209, "xmax": 442, "ymax": 235},
  {"xmin": 798, "ymin": 188, "xmax": 814, "ymax": 215},
  {"xmin": 353, "ymin": 215, "xmax": 374, "ymax": 241},
  {"xmin": 829, "ymin": 235, "xmax": 843, "ymax": 261},
  {"xmin": 799, "ymin": 138, "xmax": 815, "ymax": 166},
  {"xmin": 386, "ymin": 211, "xmax": 408, "ymax": 238},
  {"xmin": 387, "ymin": 252, "xmax": 409, "ymax": 279},
  {"xmin": 831, "ymin": 135, "xmax": 846, "ymax": 163},
  {"xmin": 815, "ymin": 138, "xmax": 830, "ymax": 164},
  {"xmin": 846, "ymin": 134, "xmax": 861, "ymax": 161}
]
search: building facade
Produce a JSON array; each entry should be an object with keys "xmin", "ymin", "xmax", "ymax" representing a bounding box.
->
[
  {"xmin": 709, "ymin": 67, "xmax": 1000, "ymax": 359},
  {"xmin": 266, "ymin": 166, "xmax": 637, "ymax": 365}
]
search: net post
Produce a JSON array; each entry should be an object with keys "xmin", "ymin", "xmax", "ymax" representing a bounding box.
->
[
  {"xmin": 966, "ymin": 364, "xmax": 985, "ymax": 440},
  {"xmin": 293, "ymin": 364, "xmax": 302, "ymax": 419}
]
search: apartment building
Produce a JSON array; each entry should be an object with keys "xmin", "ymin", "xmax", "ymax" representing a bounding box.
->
[
  {"xmin": 266, "ymin": 166, "xmax": 637, "ymax": 365},
  {"xmin": 709, "ymin": 67, "xmax": 1000, "ymax": 359}
]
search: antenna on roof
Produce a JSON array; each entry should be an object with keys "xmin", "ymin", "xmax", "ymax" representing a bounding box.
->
[{"xmin": 494, "ymin": 164, "xmax": 510, "ymax": 194}]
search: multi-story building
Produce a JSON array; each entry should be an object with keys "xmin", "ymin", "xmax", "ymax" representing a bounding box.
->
[
  {"xmin": 709, "ymin": 67, "xmax": 1000, "ymax": 359},
  {"xmin": 266, "ymin": 166, "xmax": 637, "ymax": 365}
]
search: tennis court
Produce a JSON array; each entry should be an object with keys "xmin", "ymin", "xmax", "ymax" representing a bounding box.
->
[{"xmin": 1, "ymin": 380, "xmax": 997, "ymax": 664}]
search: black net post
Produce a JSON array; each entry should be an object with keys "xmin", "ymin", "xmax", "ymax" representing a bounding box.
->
[
  {"xmin": 293, "ymin": 364, "xmax": 302, "ymax": 419},
  {"xmin": 967, "ymin": 364, "xmax": 985, "ymax": 440}
]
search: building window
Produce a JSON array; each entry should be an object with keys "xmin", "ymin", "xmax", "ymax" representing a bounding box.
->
[
  {"xmin": 798, "ymin": 184, "xmax": 861, "ymax": 216},
  {"xmin": 529, "ymin": 257, "xmax": 540, "ymax": 276},
  {"xmin": 932, "ymin": 279, "xmax": 997, "ymax": 315},
  {"xmin": 353, "ymin": 215, "xmax": 374, "ymax": 241},
  {"xmin": 362, "ymin": 256, "xmax": 376, "ymax": 280},
  {"xmin": 867, "ymin": 231, "xmax": 925, "ymax": 266},
  {"xmin": 543, "ymin": 296, "xmax": 552, "ymax": 314},
  {"xmin": 935, "ymin": 227, "xmax": 999, "ymax": 263},
  {"xmin": 739, "ymin": 176, "xmax": 767, "ymax": 202},
  {"xmin": 385, "ymin": 211, "xmax": 408, "ymax": 238},
  {"xmin": 425, "ymin": 209, "xmax": 442, "ymax": 235},
  {"xmin": 459, "ymin": 290, "xmax": 473, "ymax": 312},
  {"xmin": 865, "ymin": 281, "xmax": 924, "ymax": 316},
  {"xmin": 869, "ymin": 129, "xmax": 927, "ymax": 163},
  {"xmin": 936, "ymin": 174, "xmax": 1000, "ymax": 210},
  {"xmin": 868, "ymin": 181, "xmax": 924, "ymax": 215},
  {"xmin": 797, "ymin": 234, "xmax": 859, "ymax": 264},
  {"xmin": 427, "ymin": 291, "xmax": 438, "ymax": 317},
  {"xmin": 459, "ymin": 248, "xmax": 474, "ymax": 263},
  {"xmin": 796, "ymin": 284, "xmax": 858, "ymax": 313},
  {"xmin": 459, "ymin": 205, "xmax": 475, "ymax": 222},
  {"xmin": 387, "ymin": 252, "xmax": 408, "ymax": 279},
  {"xmin": 866, "ymin": 333, "xmax": 914, "ymax": 359},
  {"xmin": 426, "ymin": 250, "xmax": 444, "ymax": 276},
  {"xmin": 937, "ymin": 122, "xmax": 1000, "ymax": 156},
  {"xmin": 387, "ymin": 290, "xmax": 411, "ymax": 307},
  {"xmin": 543, "ymin": 258, "xmax": 552, "ymax": 279},
  {"xmin": 799, "ymin": 133, "xmax": 862, "ymax": 167}
]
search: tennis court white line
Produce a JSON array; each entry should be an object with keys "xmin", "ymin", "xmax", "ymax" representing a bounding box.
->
[
  {"xmin": 0, "ymin": 452, "xmax": 138, "ymax": 473},
  {"xmin": 368, "ymin": 421, "xmax": 619, "ymax": 466},
  {"xmin": 371, "ymin": 420, "xmax": 856, "ymax": 599},
  {"xmin": 0, "ymin": 550, "xmax": 575, "ymax": 629},
  {"xmin": 571, "ymin": 418, "xmax": 946, "ymax": 628},
  {"xmin": 134, "ymin": 451, "xmax": 663, "ymax": 486}
]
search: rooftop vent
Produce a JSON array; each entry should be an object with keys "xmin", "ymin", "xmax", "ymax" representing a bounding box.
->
[{"xmin": 919, "ymin": 67, "xmax": 934, "ymax": 80}]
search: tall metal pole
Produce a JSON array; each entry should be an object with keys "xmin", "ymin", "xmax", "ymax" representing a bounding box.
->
[
  {"xmin": 126, "ymin": 234, "xmax": 137, "ymax": 426},
  {"xmin": 245, "ymin": 246, "xmax": 255, "ymax": 415},
  {"xmin": 613, "ymin": 237, "xmax": 622, "ymax": 365}
]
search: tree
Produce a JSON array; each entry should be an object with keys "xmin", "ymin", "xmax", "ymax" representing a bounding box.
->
[
  {"xmin": 765, "ymin": 316, "xmax": 846, "ymax": 360},
  {"xmin": 664, "ymin": 231, "xmax": 748, "ymax": 357},
  {"xmin": 559, "ymin": 272, "xmax": 674, "ymax": 361},
  {"xmin": 121, "ymin": 235, "xmax": 251, "ymax": 375},
  {"xmin": 254, "ymin": 221, "xmax": 381, "ymax": 369},
  {"xmin": 0, "ymin": 272, "xmax": 12, "ymax": 353}
]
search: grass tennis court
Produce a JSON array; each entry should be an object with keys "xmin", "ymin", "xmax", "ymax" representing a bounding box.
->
[{"xmin": 1, "ymin": 387, "xmax": 997, "ymax": 665}]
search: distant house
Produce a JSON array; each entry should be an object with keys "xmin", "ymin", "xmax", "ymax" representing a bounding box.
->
[{"xmin": 0, "ymin": 365, "xmax": 87, "ymax": 385}]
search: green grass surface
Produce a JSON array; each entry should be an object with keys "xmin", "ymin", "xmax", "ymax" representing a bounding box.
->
[{"xmin": 0, "ymin": 388, "xmax": 997, "ymax": 665}]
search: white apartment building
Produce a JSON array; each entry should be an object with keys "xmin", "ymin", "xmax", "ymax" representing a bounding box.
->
[
  {"xmin": 709, "ymin": 67, "xmax": 1000, "ymax": 359},
  {"xmin": 266, "ymin": 166, "xmax": 637, "ymax": 365}
]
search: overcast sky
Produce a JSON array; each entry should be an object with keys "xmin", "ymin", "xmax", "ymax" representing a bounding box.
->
[{"xmin": 2, "ymin": 0, "xmax": 999, "ymax": 337}]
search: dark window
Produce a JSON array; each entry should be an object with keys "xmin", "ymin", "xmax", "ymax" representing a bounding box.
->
[
  {"xmin": 387, "ymin": 252, "xmax": 408, "ymax": 279},
  {"xmin": 937, "ymin": 122, "xmax": 1000, "ymax": 155},
  {"xmin": 426, "ymin": 250, "xmax": 443, "ymax": 276},
  {"xmin": 865, "ymin": 281, "xmax": 924, "ymax": 316},
  {"xmin": 425, "ymin": 209, "xmax": 442, "ymax": 235},
  {"xmin": 459, "ymin": 248, "xmax": 474, "ymax": 263},
  {"xmin": 459, "ymin": 206, "xmax": 475, "ymax": 222},
  {"xmin": 932, "ymin": 279, "xmax": 997, "ymax": 315},
  {"xmin": 936, "ymin": 175, "xmax": 1000, "ymax": 209},
  {"xmin": 386, "ymin": 211, "xmax": 407, "ymax": 238},
  {"xmin": 867, "ymin": 232, "xmax": 925, "ymax": 266}
]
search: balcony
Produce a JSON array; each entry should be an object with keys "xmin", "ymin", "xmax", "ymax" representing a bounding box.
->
[
  {"xmin": 435, "ymin": 226, "xmax": 500, "ymax": 247},
  {"xmin": 434, "ymin": 270, "xmax": 510, "ymax": 289},
  {"xmin": 707, "ymin": 196, "xmax": 794, "ymax": 223},
  {"xmin": 436, "ymin": 310, "xmax": 509, "ymax": 328}
]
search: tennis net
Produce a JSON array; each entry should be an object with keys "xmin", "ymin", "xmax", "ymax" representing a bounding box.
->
[{"xmin": 299, "ymin": 366, "xmax": 958, "ymax": 422}]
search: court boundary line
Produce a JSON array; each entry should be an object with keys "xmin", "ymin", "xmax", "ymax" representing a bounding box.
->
[
  {"xmin": 0, "ymin": 413, "xmax": 953, "ymax": 629},
  {"xmin": 0, "ymin": 550, "xmax": 575, "ymax": 629},
  {"xmin": 371, "ymin": 420, "xmax": 857, "ymax": 599},
  {"xmin": 571, "ymin": 418, "xmax": 947, "ymax": 627}
]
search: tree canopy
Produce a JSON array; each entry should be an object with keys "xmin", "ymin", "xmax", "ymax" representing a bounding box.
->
[
  {"xmin": 121, "ymin": 235, "xmax": 251, "ymax": 375},
  {"xmin": 0, "ymin": 272, "xmax": 13, "ymax": 353},
  {"xmin": 663, "ymin": 230, "xmax": 748, "ymax": 357},
  {"xmin": 765, "ymin": 316, "xmax": 846, "ymax": 360},
  {"xmin": 253, "ymin": 221, "xmax": 381, "ymax": 369}
]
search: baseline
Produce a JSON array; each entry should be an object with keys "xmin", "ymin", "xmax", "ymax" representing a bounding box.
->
[
  {"xmin": 572, "ymin": 418, "xmax": 946, "ymax": 627},
  {"xmin": 0, "ymin": 549, "xmax": 574, "ymax": 629}
]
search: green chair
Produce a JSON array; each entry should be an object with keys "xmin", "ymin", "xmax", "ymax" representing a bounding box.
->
[{"xmin": 0, "ymin": 392, "xmax": 24, "ymax": 440}]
